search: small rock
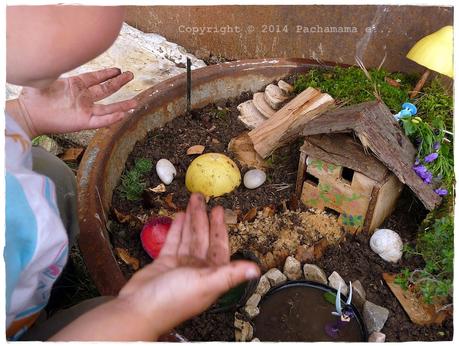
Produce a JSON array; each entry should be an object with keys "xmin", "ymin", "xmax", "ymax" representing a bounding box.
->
[
  {"xmin": 351, "ymin": 280, "xmax": 367, "ymax": 308},
  {"xmin": 244, "ymin": 305, "xmax": 260, "ymax": 319},
  {"xmin": 328, "ymin": 271, "xmax": 349, "ymax": 296},
  {"xmin": 368, "ymin": 331, "xmax": 386, "ymax": 342},
  {"xmin": 156, "ymin": 159, "xmax": 176, "ymax": 185},
  {"xmin": 303, "ymin": 264, "xmax": 328, "ymax": 284},
  {"xmin": 246, "ymin": 293, "xmax": 261, "ymax": 307},
  {"xmin": 264, "ymin": 268, "xmax": 287, "ymax": 287},
  {"xmin": 251, "ymin": 337, "xmax": 260, "ymax": 342},
  {"xmin": 37, "ymin": 136, "xmax": 63, "ymax": 156},
  {"xmin": 283, "ymin": 256, "xmax": 302, "ymax": 280},
  {"xmin": 243, "ymin": 169, "xmax": 266, "ymax": 189},
  {"xmin": 363, "ymin": 301, "xmax": 390, "ymax": 334},
  {"xmin": 235, "ymin": 321, "xmax": 253, "ymax": 341},
  {"xmin": 255, "ymin": 275, "xmax": 271, "ymax": 296}
]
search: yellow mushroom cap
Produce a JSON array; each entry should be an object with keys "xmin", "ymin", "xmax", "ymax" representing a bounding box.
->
[{"xmin": 406, "ymin": 26, "xmax": 453, "ymax": 78}]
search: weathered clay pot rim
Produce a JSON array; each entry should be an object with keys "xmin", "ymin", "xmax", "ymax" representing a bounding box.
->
[
  {"xmin": 76, "ymin": 58, "xmax": 346, "ymax": 296},
  {"xmin": 256, "ymin": 280, "xmax": 368, "ymax": 341}
]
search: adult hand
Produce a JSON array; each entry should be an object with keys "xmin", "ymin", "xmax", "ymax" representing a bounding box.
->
[
  {"xmin": 10, "ymin": 67, "xmax": 137, "ymax": 138},
  {"xmin": 118, "ymin": 193, "xmax": 260, "ymax": 339}
]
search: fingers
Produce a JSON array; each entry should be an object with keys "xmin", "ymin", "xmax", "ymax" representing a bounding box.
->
[
  {"xmin": 92, "ymin": 98, "xmax": 137, "ymax": 116},
  {"xmin": 89, "ymin": 71, "xmax": 135, "ymax": 102},
  {"xmin": 159, "ymin": 213, "xmax": 185, "ymax": 258},
  {"xmin": 201, "ymin": 260, "xmax": 260, "ymax": 295},
  {"xmin": 78, "ymin": 67, "xmax": 122, "ymax": 88},
  {"xmin": 178, "ymin": 193, "xmax": 208, "ymax": 257},
  {"xmin": 190, "ymin": 194, "xmax": 210, "ymax": 259},
  {"xmin": 207, "ymin": 206, "xmax": 230, "ymax": 266}
]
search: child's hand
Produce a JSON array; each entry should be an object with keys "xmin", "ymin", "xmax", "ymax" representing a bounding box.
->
[
  {"xmin": 117, "ymin": 193, "xmax": 260, "ymax": 339},
  {"xmin": 11, "ymin": 67, "xmax": 137, "ymax": 138}
]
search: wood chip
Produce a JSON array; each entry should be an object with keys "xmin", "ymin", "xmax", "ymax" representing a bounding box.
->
[
  {"xmin": 278, "ymin": 80, "xmax": 294, "ymax": 95},
  {"xmin": 237, "ymin": 100, "xmax": 267, "ymax": 129},
  {"xmin": 262, "ymin": 205, "xmax": 275, "ymax": 217},
  {"xmin": 149, "ymin": 183, "xmax": 166, "ymax": 193},
  {"xmin": 228, "ymin": 132, "xmax": 268, "ymax": 170},
  {"xmin": 115, "ymin": 247, "xmax": 139, "ymax": 270},
  {"xmin": 242, "ymin": 207, "xmax": 258, "ymax": 222},
  {"xmin": 264, "ymin": 84, "xmax": 288, "ymax": 110},
  {"xmin": 253, "ymin": 92, "xmax": 275, "ymax": 118},
  {"xmin": 224, "ymin": 209, "xmax": 238, "ymax": 225},
  {"xmin": 60, "ymin": 147, "xmax": 84, "ymax": 162},
  {"xmin": 187, "ymin": 145, "xmax": 205, "ymax": 155}
]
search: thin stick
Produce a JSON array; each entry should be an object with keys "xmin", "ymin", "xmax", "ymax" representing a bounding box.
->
[{"xmin": 186, "ymin": 57, "xmax": 192, "ymax": 114}]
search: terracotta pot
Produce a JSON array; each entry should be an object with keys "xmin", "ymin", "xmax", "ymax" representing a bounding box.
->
[{"xmin": 77, "ymin": 58, "xmax": 341, "ymax": 296}]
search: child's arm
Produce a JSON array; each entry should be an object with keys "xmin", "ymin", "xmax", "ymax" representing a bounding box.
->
[
  {"xmin": 6, "ymin": 68, "xmax": 137, "ymax": 139},
  {"xmin": 49, "ymin": 193, "xmax": 260, "ymax": 341}
]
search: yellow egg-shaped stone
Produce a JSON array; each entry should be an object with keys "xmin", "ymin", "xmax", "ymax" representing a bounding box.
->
[{"xmin": 185, "ymin": 153, "xmax": 241, "ymax": 198}]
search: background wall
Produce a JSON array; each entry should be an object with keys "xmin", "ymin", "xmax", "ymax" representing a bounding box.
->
[{"xmin": 125, "ymin": 5, "xmax": 453, "ymax": 74}]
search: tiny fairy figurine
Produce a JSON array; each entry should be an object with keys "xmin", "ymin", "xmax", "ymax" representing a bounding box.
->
[{"xmin": 325, "ymin": 282, "xmax": 355, "ymax": 338}]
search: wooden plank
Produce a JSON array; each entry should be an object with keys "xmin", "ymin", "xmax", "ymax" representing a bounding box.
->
[
  {"xmin": 368, "ymin": 173, "xmax": 404, "ymax": 232},
  {"xmin": 249, "ymin": 87, "xmax": 335, "ymax": 158},
  {"xmin": 300, "ymin": 134, "xmax": 388, "ymax": 182},
  {"xmin": 295, "ymin": 151, "xmax": 307, "ymax": 198}
]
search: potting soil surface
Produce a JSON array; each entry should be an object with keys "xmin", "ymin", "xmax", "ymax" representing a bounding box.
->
[{"xmin": 109, "ymin": 83, "xmax": 452, "ymax": 342}]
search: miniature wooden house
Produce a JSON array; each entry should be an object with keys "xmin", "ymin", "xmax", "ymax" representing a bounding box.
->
[{"xmin": 296, "ymin": 133, "xmax": 403, "ymax": 233}]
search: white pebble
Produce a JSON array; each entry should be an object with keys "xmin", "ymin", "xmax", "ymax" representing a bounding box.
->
[
  {"xmin": 243, "ymin": 169, "xmax": 266, "ymax": 189},
  {"xmin": 156, "ymin": 159, "xmax": 176, "ymax": 185}
]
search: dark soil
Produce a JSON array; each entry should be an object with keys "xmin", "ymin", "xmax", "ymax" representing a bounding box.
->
[
  {"xmin": 110, "ymin": 90, "xmax": 301, "ymax": 279},
  {"xmin": 108, "ymin": 80, "xmax": 452, "ymax": 342}
]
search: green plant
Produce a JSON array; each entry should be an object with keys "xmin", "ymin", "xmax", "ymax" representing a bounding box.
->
[
  {"xmin": 397, "ymin": 213, "xmax": 454, "ymax": 304},
  {"xmin": 293, "ymin": 66, "xmax": 415, "ymax": 112},
  {"xmin": 120, "ymin": 158, "xmax": 153, "ymax": 201}
]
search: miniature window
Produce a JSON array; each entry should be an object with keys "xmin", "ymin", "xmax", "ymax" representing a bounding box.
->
[
  {"xmin": 324, "ymin": 207, "xmax": 340, "ymax": 218},
  {"xmin": 304, "ymin": 172, "xmax": 319, "ymax": 186},
  {"xmin": 341, "ymin": 167, "xmax": 354, "ymax": 184}
]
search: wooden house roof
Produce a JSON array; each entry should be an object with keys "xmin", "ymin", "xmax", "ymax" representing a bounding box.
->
[{"xmin": 300, "ymin": 101, "xmax": 441, "ymax": 210}]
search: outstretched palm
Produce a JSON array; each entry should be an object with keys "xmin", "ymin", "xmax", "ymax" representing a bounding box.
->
[
  {"xmin": 118, "ymin": 193, "xmax": 260, "ymax": 338},
  {"xmin": 17, "ymin": 68, "xmax": 137, "ymax": 137}
]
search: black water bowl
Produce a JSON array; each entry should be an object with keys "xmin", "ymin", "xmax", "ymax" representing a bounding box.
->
[
  {"xmin": 253, "ymin": 280, "xmax": 368, "ymax": 342},
  {"xmin": 208, "ymin": 250, "xmax": 260, "ymax": 313}
]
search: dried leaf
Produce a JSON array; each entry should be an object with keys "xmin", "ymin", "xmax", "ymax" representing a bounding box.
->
[
  {"xmin": 228, "ymin": 132, "xmax": 268, "ymax": 170},
  {"xmin": 149, "ymin": 183, "xmax": 166, "ymax": 193},
  {"xmin": 187, "ymin": 145, "xmax": 205, "ymax": 155},
  {"xmin": 115, "ymin": 247, "xmax": 139, "ymax": 270},
  {"xmin": 60, "ymin": 147, "xmax": 84, "ymax": 162},
  {"xmin": 165, "ymin": 193, "xmax": 178, "ymax": 210},
  {"xmin": 242, "ymin": 207, "xmax": 258, "ymax": 222},
  {"xmin": 113, "ymin": 208, "xmax": 132, "ymax": 224},
  {"xmin": 224, "ymin": 209, "xmax": 238, "ymax": 225}
]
